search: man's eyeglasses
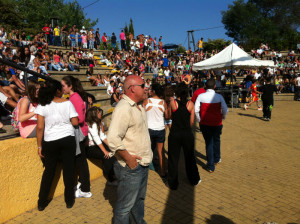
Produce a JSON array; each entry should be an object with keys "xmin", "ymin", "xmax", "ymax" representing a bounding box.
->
[{"xmin": 127, "ymin": 83, "xmax": 145, "ymax": 89}]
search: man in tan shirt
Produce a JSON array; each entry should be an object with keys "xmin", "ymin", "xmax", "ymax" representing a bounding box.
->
[{"xmin": 107, "ymin": 75, "xmax": 152, "ymax": 224}]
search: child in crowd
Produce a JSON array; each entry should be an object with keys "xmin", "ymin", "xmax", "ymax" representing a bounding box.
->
[
  {"xmin": 85, "ymin": 106, "xmax": 117, "ymax": 185},
  {"xmin": 244, "ymin": 79, "xmax": 262, "ymax": 110}
]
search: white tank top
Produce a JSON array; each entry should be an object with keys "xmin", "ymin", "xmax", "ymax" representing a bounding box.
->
[{"xmin": 145, "ymin": 98, "xmax": 165, "ymax": 130}]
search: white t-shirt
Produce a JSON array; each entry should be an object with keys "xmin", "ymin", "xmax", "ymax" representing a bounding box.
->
[
  {"xmin": 164, "ymin": 70, "xmax": 170, "ymax": 77},
  {"xmin": 35, "ymin": 101, "xmax": 78, "ymax": 142},
  {"xmin": 107, "ymin": 85, "xmax": 113, "ymax": 96},
  {"xmin": 297, "ymin": 77, "xmax": 300, "ymax": 86},
  {"xmin": 254, "ymin": 72, "xmax": 261, "ymax": 79}
]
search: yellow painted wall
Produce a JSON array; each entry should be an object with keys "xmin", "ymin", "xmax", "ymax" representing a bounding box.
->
[{"xmin": 0, "ymin": 137, "xmax": 103, "ymax": 223}]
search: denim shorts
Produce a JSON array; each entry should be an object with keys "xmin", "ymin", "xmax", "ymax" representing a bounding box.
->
[
  {"xmin": 164, "ymin": 119, "xmax": 172, "ymax": 125},
  {"xmin": 0, "ymin": 80, "xmax": 10, "ymax": 86},
  {"xmin": 149, "ymin": 129, "xmax": 165, "ymax": 143}
]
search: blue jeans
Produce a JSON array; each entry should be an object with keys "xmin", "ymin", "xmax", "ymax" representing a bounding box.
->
[
  {"xmin": 113, "ymin": 162, "xmax": 149, "ymax": 224},
  {"xmin": 111, "ymin": 43, "xmax": 116, "ymax": 49},
  {"xmin": 200, "ymin": 124, "xmax": 223, "ymax": 171}
]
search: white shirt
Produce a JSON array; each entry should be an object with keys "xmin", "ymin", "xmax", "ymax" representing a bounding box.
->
[
  {"xmin": 35, "ymin": 101, "xmax": 78, "ymax": 141},
  {"xmin": 164, "ymin": 70, "xmax": 170, "ymax": 77},
  {"xmin": 297, "ymin": 77, "xmax": 300, "ymax": 86},
  {"xmin": 88, "ymin": 123, "xmax": 107, "ymax": 146},
  {"xmin": 107, "ymin": 85, "xmax": 113, "ymax": 96},
  {"xmin": 254, "ymin": 72, "xmax": 261, "ymax": 79}
]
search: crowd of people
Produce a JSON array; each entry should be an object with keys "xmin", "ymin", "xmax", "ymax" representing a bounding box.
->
[{"xmin": 1, "ymin": 22, "xmax": 300, "ymax": 223}]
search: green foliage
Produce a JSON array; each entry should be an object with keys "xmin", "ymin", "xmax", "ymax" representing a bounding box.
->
[
  {"xmin": 203, "ymin": 39, "xmax": 232, "ymax": 52},
  {"xmin": 0, "ymin": 0, "xmax": 25, "ymax": 30},
  {"xmin": 124, "ymin": 23, "xmax": 130, "ymax": 49},
  {"xmin": 0, "ymin": 0, "xmax": 97, "ymax": 34},
  {"xmin": 175, "ymin": 45, "xmax": 186, "ymax": 54},
  {"xmin": 222, "ymin": 0, "xmax": 300, "ymax": 50},
  {"xmin": 129, "ymin": 18, "xmax": 134, "ymax": 37}
]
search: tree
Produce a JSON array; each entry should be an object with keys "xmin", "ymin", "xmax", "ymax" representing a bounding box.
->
[
  {"xmin": 175, "ymin": 45, "xmax": 186, "ymax": 54},
  {"xmin": 203, "ymin": 39, "xmax": 232, "ymax": 52},
  {"xmin": 222, "ymin": 0, "xmax": 300, "ymax": 50},
  {"xmin": 0, "ymin": 0, "xmax": 25, "ymax": 30},
  {"xmin": 124, "ymin": 23, "xmax": 130, "ymax": 50},
  {"xmin": 129, "ymin": 18, "xmax": 134, "ymax": 38},
  {"xmin": 1, "ymin": 0, "xmax": 97, "ymax": 34}
]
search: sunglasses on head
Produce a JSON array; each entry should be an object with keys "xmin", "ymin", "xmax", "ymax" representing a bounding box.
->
[{"xmin": 128, "ymin": 83, "xmax": 145, "ymax": 89}]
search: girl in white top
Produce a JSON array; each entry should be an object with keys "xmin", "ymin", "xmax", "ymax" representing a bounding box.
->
[
  {"xmin": 35, "ymin": 80, "xmax": 79, "ymax": 210},
  {"xmin": 143, "ymin": 83, "xmax": 170, "ymax": 177},
  {"xmin": 85, "ymin": 106, "xmax": 116, "ymax": 184}
]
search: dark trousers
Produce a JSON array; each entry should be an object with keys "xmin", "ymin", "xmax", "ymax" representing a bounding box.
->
[
  {"xmin": 38, "ymin": 136, "xmax": 76, "ymax": 206},
  {"xmin": 54, "ymin": 36, "xmax": 61, "ymax": 46},
  {"xmin": 86, "ymin": 144, "xmax": 115, "ymax": 182},
  {"xmin": 263, "ymin": 100, "xmax": 273, "ymax": 119},
  {"xmin": 75, "ymin": 138, "xmax": 91, "ymax": 192},
  {"xmin": 121, "ymin": 40, "xmax": 126, "ymax": 50},
  {"xmin": 200, "ymin": 125, "xmax": 222, "ymax": 171},
  {"xmin": 168, "ymin": 129, "xmax": 200, "ymax": 190}
]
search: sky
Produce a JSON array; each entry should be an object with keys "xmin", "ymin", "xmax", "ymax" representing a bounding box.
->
[{"xmin": 76, "ymin": 0, "xmax": 235, "ymax": 49}]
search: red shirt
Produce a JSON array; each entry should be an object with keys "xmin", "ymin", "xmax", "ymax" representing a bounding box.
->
[
  {"xmin": 102, "ymin": 36, "xmax": 107, "ymax": 43},
  {"xmin": 250, "ymin": 83, "xmax": 257, "ymax": 96},
  {"xmin": 191, "ymin": 88, "xmax": 206, "ymax": 103},
  {"xmin": 42, "ymin": 26, "xmax": 50, "ymax": 35}
]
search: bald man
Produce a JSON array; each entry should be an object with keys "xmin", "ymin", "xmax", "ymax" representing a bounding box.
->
[{"xmin": 107, "ymin": 76, "xmax": 152, "ymax": 224}]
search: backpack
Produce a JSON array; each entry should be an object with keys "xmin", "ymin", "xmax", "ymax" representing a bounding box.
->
[{"xmin": 11, "ymin": 97, "xmax": 30, "ymax": 132}]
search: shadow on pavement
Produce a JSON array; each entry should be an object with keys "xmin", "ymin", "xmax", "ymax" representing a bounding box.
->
[
  {"xmin": 194, "ymin": 150, "xmax": 207, "ymax": 170},
  {"xmin": 162, "ymin": 151, "xmax": 196, "ymax": 224},
  {"xmin": 237, "ymin": 112, "xmax": 265, "ymax": 121},
  {"xmin": 205, "ymin": 214, "xmax": 236, "ymax": 224}
]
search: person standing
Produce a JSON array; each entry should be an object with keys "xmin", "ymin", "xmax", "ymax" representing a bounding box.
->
[
  {"xmin": 195, "ymin": 79, "xmax": 228, "ymax": 173},
  {"xmin": 107, "ymin": 76, "xmax": 152, "ymax": 224},
  {"xmin": 120, "ymin": 30, "xmax": 126, "ymax": 51},
  {"xmin": 260, "ymin": 77, "xmax": 278, "ymax": 121},
  {"xmin": 36, "ymin": 80, "xmax": 78, "ymax": 210},
  {"xmin": 111, "ymin": 33, "xmax": 117, "ymax": 50},
  {"xmin": 167, "ymin": 83, "xmax": 201, "ymax": 190},
  {"xmin": 53, "ymin": 25, "xmax": 60, "ymax": 46},
  {"xmin": 143, "ymin": 83, "xmax": 170, "ymax": 178},
  {"xmin": 61, "ymin": 76, "xmax": 92, "ymax": 198},
  {"xmin": 102, "ymin": 33, "xmax": 107, "ymax": 50},
  {"xmin": 198, "ymin": 37, "xmax": 204, "ymax": 53}
]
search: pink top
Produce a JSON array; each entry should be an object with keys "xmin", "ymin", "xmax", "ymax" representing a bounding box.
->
[
  {"xmin": 18, "ymin": 97, "xmax": 37, "ymax": 138},
  {"xmin": 120, "ymin": 32, "xmax": 125, "ymax": 40},
  {"xmin": 53, "ymin": 54, "xmax": 60, "ymax": 63},
  {"xmin": 82, "ymin": 35, "xmax": 87, "ymax": 44},
  {"xmin": 69, "ymin": 92, "xmax": 88, "ymax": 136}
]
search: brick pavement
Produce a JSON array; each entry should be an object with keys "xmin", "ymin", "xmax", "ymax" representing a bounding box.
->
[{"xmin": 4, "ymin": 101, "xmax": 300, "ymax": 224}]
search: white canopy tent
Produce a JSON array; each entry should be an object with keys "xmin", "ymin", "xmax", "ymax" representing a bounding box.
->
[
  {"xmin": 192, "ymin": 43, "xmax": 275, "ymax": 108},
  {"xmin": 192, "ymin": 43, "xmax": 275, "ymax": 71}
]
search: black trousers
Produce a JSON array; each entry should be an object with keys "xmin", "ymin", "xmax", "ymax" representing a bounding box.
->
[
  {"xmin": 75, "ymin": 138, "xmax": 91, "ymax": 192},
  {"xmin": 86, "ymin": 144, "xmax": 115, "ymax": 182},
  {"xmin": 38, "ymin": 136, "xmax": 76, "ymax": 206},
  {"xmin": 263, "ymin": 100, "xmax": 273, "ymax": 119},
  {"xmin": 168, "ymin": 129, "xmax": 200, "ymax": 190}
]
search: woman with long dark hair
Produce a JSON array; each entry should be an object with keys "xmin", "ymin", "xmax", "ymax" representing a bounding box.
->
[
  {"xmin": 85, "ymin": 106, "xmax": 117, "ymax": 185},
  {"xmin": 18, "ymin": 80, "xmax": 40, "ymax": 138},
  {"xmin": 167, "ymin": 82, "xmax": 201, "ymax": 190},
  {"xmin": 61, "ymin": 75, "xmax": 91, "ymax": 198},
  {"xmin": 36, "ymin": 80, "xmax": 79, "ymax": 210}
]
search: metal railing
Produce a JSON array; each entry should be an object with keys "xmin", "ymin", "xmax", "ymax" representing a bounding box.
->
[{"xmin": 0, "ymin": 57, "xmax": 53, "ymax": 89}]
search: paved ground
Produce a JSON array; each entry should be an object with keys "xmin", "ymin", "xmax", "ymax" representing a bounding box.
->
[{"xmin": 4, "ymin": 101, "xmax": 300, "ymax": 224}]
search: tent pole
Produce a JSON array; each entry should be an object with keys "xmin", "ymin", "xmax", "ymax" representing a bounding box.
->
[{"xmin": 231, "ymin": 66, "xmax": 233, "ymax": 110}]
